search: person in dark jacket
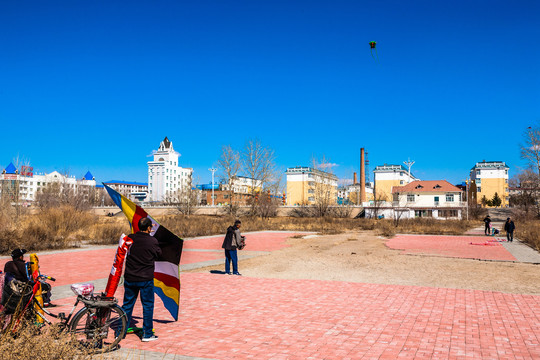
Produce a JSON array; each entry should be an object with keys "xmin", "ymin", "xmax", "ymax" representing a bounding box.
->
[
  {"xmin": 483, "ymin": 215, "xmax": 491, "ymax": 236},
  {"xmin": 2, "ymin": 248, "xmax": 55, "ymax": 308},
  {"xmin": 3, "ymin": 249, "xmax": 29, "ymax": 282},
  {"xmin": 221, "ymin": 220, "xmax": 243, "ymax": 275},
  {"xmin": 504, "ymin": 217, "xmax": 515, "ymax": 242},
  {"xmin": 122, "ymin": 217, "xmax": 162, "ymax": 342}
]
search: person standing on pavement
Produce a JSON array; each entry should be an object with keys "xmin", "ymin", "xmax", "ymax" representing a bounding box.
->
[
  {"xmin": 483, "ymin": 215, "xmax": 491, "ymax": 236},
  {"xmin": 504, "ymin": 217, "xmax": 515, "ymax": 242},
  {"xmin": 221, "ymin": 220, "xmax": 244, "ymax": 275},
  {"xmin": 122, "ymin": 217, "xmax": 162, "ymax": 342}
]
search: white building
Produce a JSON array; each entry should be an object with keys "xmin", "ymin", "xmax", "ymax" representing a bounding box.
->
[
  {"xmin": 0, "ymin": 163, "xmax": 96, "ymax": 205},
  {"xmin": 222, "ymin": 176, "xmax": 262, "ymax": 194},
  {"xmin": 103, "ymin": 180, "xmax": 149, "ymax": 202},
  {"xmin": 365, "ymin": 180, "xmax": 464, "ymax": 219},
  {"xmin": 147, "ymin": 137, "xmax": 193, "ymax": 202}
]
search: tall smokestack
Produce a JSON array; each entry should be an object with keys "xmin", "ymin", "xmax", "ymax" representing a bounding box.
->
[
  {"xmin": 360, "ymin": 148, "xmax": 366, "ymax": 203},
  {"xmin": 353, "ymin": 172, "xmax": 357, "ymax": 184}
]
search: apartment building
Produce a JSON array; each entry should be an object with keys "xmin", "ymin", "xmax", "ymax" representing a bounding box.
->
[
  {"xmin": 373, "ymin": 164, "xmax": 418, "ymax": 201},
  {"xmin": 285, "ymin": 166, "xmax": 338, "ymax": 206},
  {"xmin": 470, "ymin": 161, "xmax": 509, "ymax": 207},
  {"xmin": 0, "ymin": 162, "xmax": 96, "ymax": 205}
]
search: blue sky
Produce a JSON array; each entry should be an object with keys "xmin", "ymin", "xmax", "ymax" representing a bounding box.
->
[{"xmin": 1, "ymin": 1, "xmax": 538, "ymax": 185}]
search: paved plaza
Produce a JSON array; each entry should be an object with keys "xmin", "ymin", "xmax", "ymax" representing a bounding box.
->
[{"xmin": 1, "ymin": 231, "xmax": 540, "ymax": 359}]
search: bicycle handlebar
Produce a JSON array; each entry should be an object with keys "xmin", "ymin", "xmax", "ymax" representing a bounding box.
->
[{"xmin": 39, "ymin": 274, "xmax": 56, "ymax": 282}]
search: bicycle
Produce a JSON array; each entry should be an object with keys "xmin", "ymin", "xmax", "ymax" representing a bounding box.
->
[{"xmin": 1, "ymin": 275, "xmax": 127, "ymax": 354}]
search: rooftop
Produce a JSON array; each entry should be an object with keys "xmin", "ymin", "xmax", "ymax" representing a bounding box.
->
[
  {"xmin": 471, "ymin": 160, "xmax": 509, "ymax": 170},
  {"xmin": 392, "ymin": 180, "xmax": 462, "ymax": 194}
]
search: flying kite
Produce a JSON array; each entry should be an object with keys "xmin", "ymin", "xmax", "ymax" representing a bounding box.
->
[{"xmin": 369, "ymin": 41, "xmax": 378, "ymax": 61}]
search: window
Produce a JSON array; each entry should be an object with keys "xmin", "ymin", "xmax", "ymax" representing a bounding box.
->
[
  {"xmin": 407, "ymin": 194, "xmax": 415, "ymax": 202},
  {"xmin": 477, "ymin": 170, "xmax": 481, "ymax": 175},
  {"xmin": 308, "ymin": 189, "xmax": 314, "ymax": 194},
  {"xmin": 439, "ymin": 210, "xmax": 458, "ymax": 218},
  {"xmin": 477, "ymin": 187, "xmax": 481, "ymax": 192},
  {"xmin": 446, "ymin": 194, "xmax": 454, "ymax": 202},
  {"xmin": 434, "ymin": 196, "xmax": 439, "ymax": 204},
  {"xmin": 308, "ymin": 197, "xmax": 314, "ymax": 202},
  {"xmin": 400, "ymin": 180, "xmax": 404, "ymax": 185},
  {"xmin": 415, "ymin": 210, "xmax": 432, "ymax": 218}
]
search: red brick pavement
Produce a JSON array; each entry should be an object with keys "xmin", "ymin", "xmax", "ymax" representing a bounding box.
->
[
  {"xmin": 185, "ymin": 232, "xmax": 297, "ymax": 252},
  {"xmin": 0, "ymin": 232, "xmax": 297, "ymax": 287},
  {"xmin": 114, "ymin": 273, "xmax": 540, "ymax": 359},
  {"xmin": 386, "ymin": 234, "xmax": 517, "ymax": 261},
  {"xmin": 0, "ymin": 249, "xmax": 224, "ymax": 287}
]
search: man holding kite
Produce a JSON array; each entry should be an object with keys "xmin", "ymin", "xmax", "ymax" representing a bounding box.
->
[{"xmin": 122, "ymin": 217, "xmax": 162, "ymax": 342}]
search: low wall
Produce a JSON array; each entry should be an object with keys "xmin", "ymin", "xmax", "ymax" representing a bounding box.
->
[{"xmin": 92, "ymin": 206, "xmax": 364, "ymax": 218}]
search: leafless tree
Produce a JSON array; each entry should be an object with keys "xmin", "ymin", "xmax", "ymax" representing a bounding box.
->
[
  {"xmin": 218, "ymin": 145, "xmax": 241, "ymax": 215},
  {"xmin": 520, "ymin": 126, "xmax": 540, "ymax": 175},
  {"xmin": 310, "ymin": 156, "xmax": 338, "ymax": 217},
  {"xmin": 509, "ymin": 168, "xmax": 540, "ymax": 217}
]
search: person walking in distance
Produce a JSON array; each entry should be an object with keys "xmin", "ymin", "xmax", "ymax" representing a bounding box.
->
[
  {"xmin": 222, "ymin": 220, "xmax": 244, "ymax": 275},
  {"xmin": 483, "ymin": 215, "xmax": 491, "ymax": 236},
  {"xmin": 122, "ymin": 217, "xmax": 162, "ymax": 342},
  {"xmin": 504, "ymin": 217, "xmax": 515, "ymax": 242}
]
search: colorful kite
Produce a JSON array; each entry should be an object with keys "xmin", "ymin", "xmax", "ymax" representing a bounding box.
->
[
  {"xmin": 104, "ymin": 184, "xmax": 183, "ymax": 321},
  {"xmin": 369, "ymin": 41, "xmax": 378, "ymax": 61}
]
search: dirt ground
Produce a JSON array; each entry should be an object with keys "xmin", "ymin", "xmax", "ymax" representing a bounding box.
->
[{"xmin": 191, "ymin": 230, "xmax": 540, "ymax": 295}]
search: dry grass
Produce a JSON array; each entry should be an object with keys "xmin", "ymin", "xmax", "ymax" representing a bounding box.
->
[
  {"xmin": 515, "ymin": 220, "xmax": 540, "ymax": 251},
  {"xmin": 0, "ymin": 322, "xmax": 93, "ymax": 360},
  {"xmin": 158, "ymin": 215, "xmax": 479, "ymax": 239},
  {"xmin": 0, "ymin": 207, "xmax": 480, "ymax": 254}
]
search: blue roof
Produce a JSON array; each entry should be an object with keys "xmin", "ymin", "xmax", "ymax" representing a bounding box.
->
[
  {"xmin": 4, "ymin": 162, "xmax": 17, "ymax": 174},
  {"xmin": 104, "ymin": 180, "xmax": 148, "ymax": 186},
  {"xmin": 83, "ymin": 171, "xmax": 94, "ymax": 180}
]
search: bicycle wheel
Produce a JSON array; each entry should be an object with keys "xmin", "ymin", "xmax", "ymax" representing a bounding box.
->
[{"xmin": 69, "ymin": 304, "xmax": 127, "ymax": 353}]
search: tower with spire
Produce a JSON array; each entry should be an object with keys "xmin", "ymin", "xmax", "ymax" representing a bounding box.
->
[{"xmin": 147, "ymin": 137, "xmax": 192, "ymax": 202}]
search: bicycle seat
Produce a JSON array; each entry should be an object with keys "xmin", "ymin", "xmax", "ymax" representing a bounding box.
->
[{"xmin": 70, "ymin": 283, "xmax": 94, "ymax": 298}]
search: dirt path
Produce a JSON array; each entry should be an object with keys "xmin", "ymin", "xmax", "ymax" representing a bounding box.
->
[{"xmin": 190, "ymin": 230, "xmax": 540, "ymax": 295}]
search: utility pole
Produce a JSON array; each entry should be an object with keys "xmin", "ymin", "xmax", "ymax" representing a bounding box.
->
[
  {"xmin": 466, "ymin": 179, "xmax": 469, "ymax": 221},
  {"xmin": 209, "ymin": 167, "xmax": 217, "ymax": 206},
  {"xmin": 403, "ymin": 158, "xmax": 415, "ymax": 184}
]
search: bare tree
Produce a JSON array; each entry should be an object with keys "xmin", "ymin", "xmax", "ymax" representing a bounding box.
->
[
  {"xmin": 521, "ymin": 126, "xmax": 540, "ymax": 175},
  {"xmin": 240, "ymin": 139, "xmax": 283, "ymax": 218},
  {"xmin": 509, "ymin": 168, "xmax": 540, "ymax": 217},
  {"xmin": 218, "ymin": 145, "xmax": 241, "ymax": 215},
  {"xmin": 310, "ymin": 156, "xmax": 338, "ymax": 217}
]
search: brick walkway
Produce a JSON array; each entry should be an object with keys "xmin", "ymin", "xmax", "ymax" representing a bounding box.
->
[
  {"xmin": 386, "ymin": 235, "xmax": 517, "ymax": 261},
  {"xmin": 2, "ymin": 232, "xmax": 540, "ymax": 359},
  {"xmin": 117, "ymin": 274, "xmax": 540, "ymax": 359}
]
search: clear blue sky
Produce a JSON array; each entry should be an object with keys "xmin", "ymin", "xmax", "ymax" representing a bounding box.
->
[{"xmin": 1, "ymin": 1, "xmax": 538, "ymax": 185}]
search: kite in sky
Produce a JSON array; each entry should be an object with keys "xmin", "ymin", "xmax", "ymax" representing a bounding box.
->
[{"xmin": 369, "ymin": 41, "xmax": 378, "ymax": 61}]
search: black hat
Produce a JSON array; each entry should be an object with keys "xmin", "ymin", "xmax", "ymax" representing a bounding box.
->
[
  {"xmin": 507, "ymin": 217, "xmax": 511, "ymax": 220},
  {"xmin": 11, "ymin": 248, "xmax": 27, "ymax": 259}
]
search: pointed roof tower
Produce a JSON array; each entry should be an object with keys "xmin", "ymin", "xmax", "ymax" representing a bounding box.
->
[
  {"xmin": 158, "ymin": 137, "xmax": 173, "ymax": 152},
  {"xmin": 83, "ymin": 171, "xmax": 95, "ymax": 180},
  {"xmin": 4, "ymin": 162, "xmax": 17, "ymax": 174}
]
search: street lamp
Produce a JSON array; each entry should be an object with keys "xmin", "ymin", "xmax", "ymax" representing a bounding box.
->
[{"xmin": 209, "ymin": 167, "xmax": 217, "ymax": 206}]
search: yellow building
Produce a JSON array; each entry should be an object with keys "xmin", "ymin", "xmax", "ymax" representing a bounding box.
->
[
  {"xmin": 373, "ymin": 164, "xmax": 418, "ymax": 201},
  {"xmin": 470, "ymin": 161, "xmax": 509, "ymax": 207},
  {"xmin": 285, "ymin": 166, "xmax": 338, "ymax": 206}
]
